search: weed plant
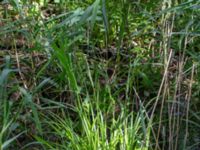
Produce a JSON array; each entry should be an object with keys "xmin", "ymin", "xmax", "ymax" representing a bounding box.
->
[{"xmin": 0, "ymin": 0, "xmax": 200, "ymax": 149}]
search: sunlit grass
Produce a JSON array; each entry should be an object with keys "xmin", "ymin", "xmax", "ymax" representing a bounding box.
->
[{"xmin": 0, "ymin": 0, "xmax": 200, "ymax": 149}]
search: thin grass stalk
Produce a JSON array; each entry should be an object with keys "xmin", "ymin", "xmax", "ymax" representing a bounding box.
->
[
  {"xmin": 156, "ymin": 8, "xmax": 175, "ymax": 149},
  {"xmin": 149, "ymin": 49, "xmax": 172, "ymax": 150},
  {"xmin": 149, "ymin": 49, "xmax": 172, "ymax": 119},
  {"xmin": 102, "ymin": 0, "xmax": 109, "ymax": 47},
  {"xmin": 132, "ymin": 87, "xmax": 151, "ymax": 149},
  {"xmin": 177, "ymin": 21, "xmax": 192, "ymax": 149},
  {"xmin": 169, "ymin": 71, "xmax": 181, "ymax": 150},
  {"xmin": 183, "ymin": 63, "xmax": 195, "ymax": 149},
  {"xmin": 155, "ymin": 79, "xmax": 168, "ymax": 150},
  {"xmin": 13, "ymin": 38, "xmax": 28, "ymax": 89},
  {"xmin": 173, "ymin": 56, "xmax": 184, "ymax": 150}
]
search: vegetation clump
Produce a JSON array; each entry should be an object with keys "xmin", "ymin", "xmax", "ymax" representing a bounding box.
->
[{"xmin": 0, "ymin": 0, "xmax": 200, "ymax": 149}]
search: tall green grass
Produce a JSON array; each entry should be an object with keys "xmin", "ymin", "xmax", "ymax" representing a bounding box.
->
[
  {"xmin": 0, "ymin": 56, "xmax": 25, "ymax": 150},
  {"xmin": 0, "ymin": 0, "xmax": 200, "ymax": 149}
]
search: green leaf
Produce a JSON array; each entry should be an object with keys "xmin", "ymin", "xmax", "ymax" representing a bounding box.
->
[{"xmin": 2, "ymin": 131, "xmax": 25, "ymax": 150}]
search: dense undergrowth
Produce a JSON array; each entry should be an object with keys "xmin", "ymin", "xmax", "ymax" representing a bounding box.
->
[{"xmin": 0, "ymin": 0, "xmax": 200, "ymax": 150}]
